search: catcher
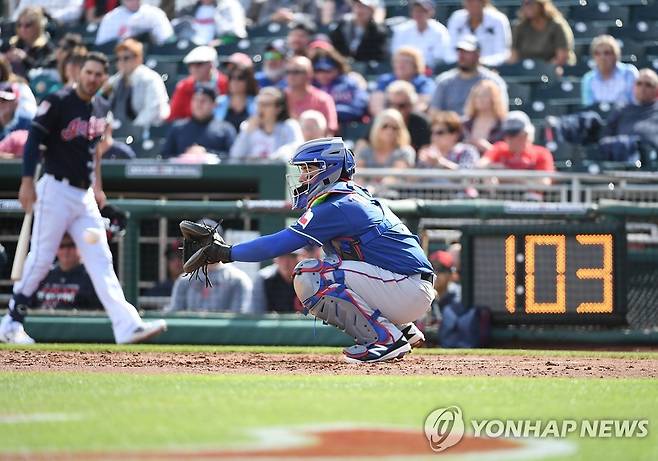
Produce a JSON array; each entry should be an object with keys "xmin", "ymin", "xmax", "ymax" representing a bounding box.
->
[{"xmin": 180, "ymin": 137, "xmax": 435, "ymax": 363}]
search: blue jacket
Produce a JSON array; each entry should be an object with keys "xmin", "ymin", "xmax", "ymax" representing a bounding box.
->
[{"xmin": 313, "ymin": 74, "xmax": 368, "ymax": 122}]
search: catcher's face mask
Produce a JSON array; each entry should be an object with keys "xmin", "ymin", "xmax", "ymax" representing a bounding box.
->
[{"xmin": 286, "ymin": 161, "xmax": 325, "ymax": 210}]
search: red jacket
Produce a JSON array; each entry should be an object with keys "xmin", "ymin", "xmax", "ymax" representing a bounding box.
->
[{"xmin": 168, "ymin": 74, "xmax": 228, "ymax": 121}]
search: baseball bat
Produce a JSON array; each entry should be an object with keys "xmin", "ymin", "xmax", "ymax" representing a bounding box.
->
[{"xmin": 11, "ymin": 163, "xmax": 42, "ymax": 281}]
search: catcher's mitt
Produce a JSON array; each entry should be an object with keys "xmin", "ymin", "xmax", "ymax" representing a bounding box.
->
[{"xmin": 179, "ymin": 220, "xmax": 232, "ymax": 286}]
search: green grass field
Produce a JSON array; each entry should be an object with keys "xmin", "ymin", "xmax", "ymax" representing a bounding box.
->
[{"xmin": 0, "ymin": 344, "xmax": 656, "ymax": 460}]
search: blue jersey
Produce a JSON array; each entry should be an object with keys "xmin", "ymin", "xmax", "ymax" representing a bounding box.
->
[{"xmin": 289, "ymin": 182, "xmax": 433, "ymax": 275}]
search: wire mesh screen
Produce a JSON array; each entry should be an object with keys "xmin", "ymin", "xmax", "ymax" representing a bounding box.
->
[{"xmin": 626, "ymin": 252, "xmax": 658, "ymax": 329}]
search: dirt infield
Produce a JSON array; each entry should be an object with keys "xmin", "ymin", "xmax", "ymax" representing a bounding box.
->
[{"xmin": 1, "ymin": 349, "xmax": 656, "ymax": 378}]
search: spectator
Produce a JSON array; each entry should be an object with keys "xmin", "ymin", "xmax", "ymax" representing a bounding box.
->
[
  {"xmin": 511, "ymin": 0, "xmax": 575, "ymax": 67},
  {"xmin": 286, "ymin": 18, "xmax": 316, "ymax": 57},
  {"xmin": 176, "ymin": 0, "xmax": 247, "ymax": 44},
  {"xmin": 247, "ymin": 0, "xmax": 319, "ymax": 26},
  {"xmin": 98, "ymin": 122, "xmax": 137, "ymax": 160},
  {"xmin": 428, "ymin": 250, "xmax": 461, "ymax": 312},
  {"xmin": 582, "ymin": 35, "xmax": 638, "ymax": 108},
  {"xmin": 6, "ymin": 6, "xmax": 57, "ymax": 79},
  {"xmin": 478, "ymin": 110, "xmax": 555, "ymax": 174},
  {"xmin": 214, "ymin": 65, "xmax": 258, "ymax": 132},
  {"xmin": 251, "ymin": 248, "xmax": 305, "ymax": 313},
  {"xmin": 0, "ymin": 83, "xmax": 32, "ymax": 140},
  {"xmin": 255, "ymin": 39, "xmax": 288, "ymax": 89},
  {"xmin": 417, "ymin": 111, "xmax": 480, "ymax": 169},
  {"xmin": 310, "ymin": 47, "xmax": 368, "ymax": 123},
  {"xmin": 300, "ymin": 109, "xmax": 328, "ymax": 141},
  {"xmin": 329, "ymin": 0, "xmax": 389, "ymax": 63},
  {"xmin": 0, "ymin": 56, "xmax": 38, "ymax": 121},
  {"xmin": 370, "ymin": 47, "xmax": 436, "ymax": 114},
  {"xmin": 445, "ymin": 0, "xmax": 511, "ymax": 67},
  {"xmin": 391, "ymin": 0, "xmax": 451, "ymax": 70},
  {"xmin": 229, "ymin": 86, "xmax": 304, "ymax": 161},
  {"xmin": 357, "ymin": 108, "xmax": 415, "ymax": 168},
  {"xmin": 104, "ymin": 39, "xmax": 170, "ymax": 128},
  {"xmin": 54, "ymin": 33, "xmax": 83, "ymax": 84},
  {"xmin": 85, "ymin": 0, "xmax": 119, "ymax": 23},
  {"xmin": 462, "ymin": 79, "xmax": 507, "ymax": 153},
  {"xmin": 61, "ymin": 46, "xmax": 88, "ymax": 87},
  {"xmin": 604, "ymin": 69, "xmax": 658, "ymax": 149},
  {"xmin": 0, "ymin": 130, "xmax": 29, "ymax": 158},
  {"xmin": 144, "ymin": 241, "xmax": 184, "ymax": 297},
  {"xmin": 95, "ymin": 0, "xmax": 174, "ymax": 45},
  {"xmin": 385, "ymin": 80, "xmax": 431, "ymax": 152},
  {"xmin": 169, "ymin": 46, "xmax": 228, "ymax": 122},
  {"xmin": 285, "ymin": 56, "xmax": 338, "ymax": 134},
  {"xmin": 166, "ymin": 221, "xmax": 253, "ymax": 313},
  {"xmin": 33, "ymin": 234, "xmax": 102, "ymax": 311},
  {"xmin": 12, "ymin": 0, "xmax": 83, "ymax": 26},
  {"xmin": 162, "ymin": 83, "xmax": 236, "ymax": 159},
  {"xmin": 431, "ymin": 35, "xmax": 508, "ymax": 115}
]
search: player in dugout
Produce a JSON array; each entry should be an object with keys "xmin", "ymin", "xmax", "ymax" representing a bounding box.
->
[{"xmin": 179, "ymin": 137, "xmax": 436, "ymax": 363}]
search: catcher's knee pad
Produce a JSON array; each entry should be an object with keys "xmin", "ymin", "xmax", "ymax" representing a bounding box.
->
[{"xmin": 293, "ymin": 256, "xmax": 391, "ymax": 344}]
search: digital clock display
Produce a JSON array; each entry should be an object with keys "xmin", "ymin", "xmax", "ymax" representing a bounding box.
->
[{"xmin": 462, "ymin": 224, "xmax": 627, "ymax": 324}]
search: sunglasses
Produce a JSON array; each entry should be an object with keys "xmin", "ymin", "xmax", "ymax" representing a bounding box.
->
[
  {"xmin": 117, "ymin": 55, "xmax": 135, "ymax": 62},
  {"xmin": 59, "ymin": 242, "xmax": 75, "ymax": 249},
  {"xmin": 264, "ymin": 51, "xmax": 283, "ymax": 61},
  {"xmin": 432, "ymin": 129, "xmax": 450, "ymax": 136},
  {"xmin": 593, "ymin": 49, "xmax": 614, "ymax": 56},
  {"xmin": 635, "ymin": 80, "xmax": 656, "ymax": 88},
  {"xmin": 389, "ymin": 101, "xmax": 411, "ymax": 110},
  {"xmin": 286, "ymin": 69, "xmax": 306, "ymax": 75},
  {"xmin": 230, "ymin": 74, "xmax": 247, "ymax": 81},
  {"xmin": 17, "ymin": 21, "xmax": 35, "ymax": 28},
  {"xmin": 381, "ymin": 123, "xmax": 399, "ymax": 131}
]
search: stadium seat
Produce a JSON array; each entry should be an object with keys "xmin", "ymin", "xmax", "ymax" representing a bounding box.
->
[
  {"xmin": 506, "ymin": 82, "xmax": 532, "ymax": 109},
  {"xmin": 616, "ymin": 38, "xmax": 646, "ymax": 65},
  {"xmin": 562, "ymin": 61, "xmax": 594, "ymax": 78},
  {"xmin": 246, "ymin": 23, "xmax": 287, "ymax": 39},
  {"xmin": 495, "ymin": 60, "xmax": 557, "ymax": 84},
  {"xmin": 533, "ymin": 81, "xmax": 582, "ymax": 106},
  {"xmin": 570, "ymin": 21, "xmax": 609, "ymax": 45},
  {"xmin": 569, "ymin": 3, "xmax": 630, "ymax": 24},
  {"xmin": 386, "ymin": 1, "xmax": 410, "ymax": 19},
  {"xmin": 91, "ymin": 40, "xmax": 118, "ymax": 56},
  {"xmin": 610, "ymin": 21, "xmax": 658, "ymax": 41},
  {"xmin": 149, "ymin": 39, "xmax": 196, "ymax": 57},
  {"xmin": 27, "ymin": 69, "xmax": 62, "ymax": 102}
]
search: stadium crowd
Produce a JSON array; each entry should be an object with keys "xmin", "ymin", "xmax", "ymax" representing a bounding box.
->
[{"xmin": 1, "ymin": 0, "xmax": 657, "ymax": 312}]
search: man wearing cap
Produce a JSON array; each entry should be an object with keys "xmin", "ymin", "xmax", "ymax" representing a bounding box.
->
[
  {"xmin": 431, "ymin": 35, "xmax": 507, "ymax": 115},
  {"xmin": 0, "ymin": 83, "xmax": 32, "ymax": 141},
  {"xmin": 251, "ymin": 249, "xmax": 306, "ymax": 313},
  {"xmin": 168, "ymin": 46, "xmax": 228, "ymax": 122},
  {"xmin": 166, "ymin": 219, "xmax": 253, "ymax": 313},
  {"xmin": 391, "ymin": 0, "xmax": 451, "ymax": 70},
  {"xmin": 329, "ymin": 0, "xmax": 389, "ymax": 63},
  {"xmin": 285, "ymin": 56, "xmax": 338, "ymax": 134},
  {"xmin": 161, "ymin": 83, "xmax": 236, "ymax": 159},
  {"xmin": 95, "ymin": 0, "xmax": 173, "ymax": 45},
  {"xmin": 104, "ymin": 39, "xmax": 170, "ymax": 128},
  {"xmin": 286, "ymin": 19, "xmax": 317, "ymax": 58},
  {"xmin": 478, "ymin": 110, "xmax": 554, "ymax": 175},
  {"xmin": 255, "ymin": 39, "xmax": 288, "ymax": 89},
  {"xmin": 144, "ymin": 240, "xmax": 184, "ymax": 298}
]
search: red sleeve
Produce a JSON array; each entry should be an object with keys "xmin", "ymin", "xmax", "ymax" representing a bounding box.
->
[
  {"xmin": 535, "ymin": 146, "xmax": 555, "ymax": 171},
  {"xmin": 217, "ymin": 74, "xmax": 228, "ymax": 95},
  {"xmin": 168, "ymin": 79, "xmax": 191, "ymax": 121},
  {"xmin": 84, "ymin": 0, "xmax": 94, "ymax": 9},
  {"xmin": 484, "ymin": 142, "xmax": 505, "ymax": 163}
]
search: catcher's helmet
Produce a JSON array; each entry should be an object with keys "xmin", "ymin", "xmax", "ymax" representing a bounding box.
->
[{"xmin": 287, "ymin": 137, "xmax": 356, "ymax": 209}]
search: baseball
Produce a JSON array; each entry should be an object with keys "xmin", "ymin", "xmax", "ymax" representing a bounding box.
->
[{"xmin": 83, "ymin": 228, "xmax": 102, "ymax": 244}]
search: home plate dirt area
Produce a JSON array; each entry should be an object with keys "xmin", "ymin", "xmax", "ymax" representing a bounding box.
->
[{"xmin": 0, "ymin": 349, "xmax": 655, "ymax": 378}]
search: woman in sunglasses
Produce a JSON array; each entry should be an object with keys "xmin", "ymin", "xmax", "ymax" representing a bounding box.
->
[
  {"xmin": 417, "ymin": 111, "xmax": 479, "ymax": 169},
  {"xmin": 214, "ymin": 64, "xmax": 259, "ymax": 132},
  {"xmin": 356, "ymin": 108, "xmax": 415, "ymax": 169},
  {"xmin": 6, "ymin": 7, "xmax": 56, "ymax": 78},
  {"xmin": 582, "ymin": 35, "xmax": 639, "ymax": 107}
]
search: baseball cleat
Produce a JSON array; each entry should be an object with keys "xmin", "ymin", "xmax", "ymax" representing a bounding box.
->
[
  {"xmin": 0, "ymin": 314, "xmax": 35, "ymax": 345},
  {"xmin": 343, "ymin": 337, "xmax": 411, "ymax": 364},
  {"xmin": 400, "ymin": 323, "xmax": 425, "ymax": 348},
  {"xmin": 119, "ymin": 319, "xmax": 167, "ymax": 344}
]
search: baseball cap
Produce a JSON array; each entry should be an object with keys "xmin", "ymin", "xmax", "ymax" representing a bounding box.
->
[
  {"xmin": 313, "ymin": 57, "xmax": 338, "ymax": 72},
  {"xmin": 412, "ymin": 0, "xmax": 435, "ymax": 11},
  {"xmin": 0, "ymin": 83, "xmax": 17, "ymax": 101},
  {"xmin": 429, "ymin": 250, "xmax": 454, "ymax": 273},
  {"xmin": 226, "ymin": 52, "xmax": 253, "ymax": 68},
  {"xmin": 501, "ymin": 111, "xmax": 532, "ymax": 136},
  {"xmin": 184, "ymin": 46, "xmax": 218, "ymax": 65},
  {"xmin": 194, "ymin": 82, "xmax": 218, "ymax": 100},
  {"xmin": 456, "ymin": 35, "xmax": 480, "ymax": 52},
  {"xmin": 289, "ymin": 18, "xmax": 317, "ymax": 35}
]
